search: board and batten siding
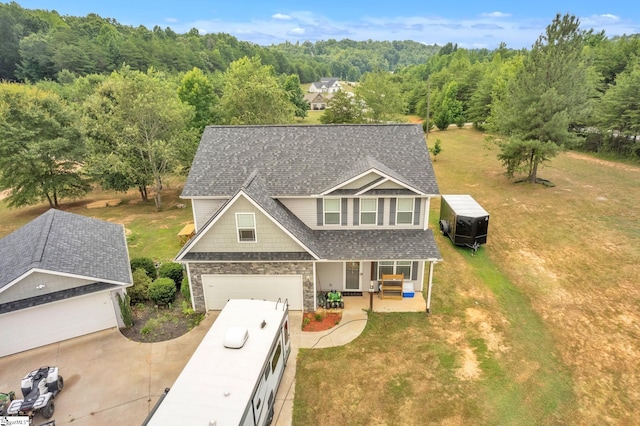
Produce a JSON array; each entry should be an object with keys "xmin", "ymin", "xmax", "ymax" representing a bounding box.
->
[
  {"xmin": 192, "ymin": 199, "xmax": 228, "ymax": 231},
  {"xmin": 280, "ymin": 197, "xmax": 428, "ymax": 229},
  {"xmin": 0, "ymin": 273, "xmax": 96, "ymax": 304},
  {"xmin": 190, "ymin": 197, "xmax": 305, "ymax": 253}
]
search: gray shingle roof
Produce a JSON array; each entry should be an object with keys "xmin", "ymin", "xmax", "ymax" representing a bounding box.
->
[
  {"xmin": 0, "ymin": 209, "xmax": 132, "ymax": 290},
  {"xmin": 181, "ymin": 124, "xmax": 439, "ymax": 198}
]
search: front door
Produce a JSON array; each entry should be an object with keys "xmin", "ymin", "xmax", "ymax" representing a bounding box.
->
[{"xmin": 345, "ymin": 262, "xmax": 361, "ymax": 290}]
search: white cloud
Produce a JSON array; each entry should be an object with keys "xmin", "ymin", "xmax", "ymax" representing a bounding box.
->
[
  {"xmin": 174, "ymin": 10, "xmax": 639, "ymax": 49},
  {"xmin": 272, "ymin": 13, "xmax": 291, "ymax": 20},
  {"xmin": 481, "ymin": 12, "xmax": 511, "ymax": 18},
  {"xmin": 165, "ymin": 17, "xmax": 178, "ymax": 23},
  {"xmin": 599, "ymin": 14, "xmax": 620, "ymax": 21}
]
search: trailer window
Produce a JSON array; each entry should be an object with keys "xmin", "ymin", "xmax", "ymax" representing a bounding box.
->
[{"xmin": 271, "ymin": 342, "xmax": 282, "ymax": 373}]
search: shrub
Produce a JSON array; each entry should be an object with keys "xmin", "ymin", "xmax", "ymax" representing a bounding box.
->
[
  {"xmin": 158, "ymin": 262, "xmax": 184, "ymax": 288},
  {"xmin": 148, "ymin": 277, "xmax": 176, "ymax": 305},
  {"xmin": 130, "ymin": 257, "xmax": 157, "ymax": 279},
  {"xmin": 116, "ymin": 292, "xmax": 134, "ymax": 328},
  {"xmin": 141, "ymin": 318, "xmax": 159, "ymax": 335},
  {"xmin": 181, "ymin": 276, "xmax": 191, "ymax": 302},
  {"xmin": 128, "ymin": 268, "xmax": 151, "ymax": 303}
]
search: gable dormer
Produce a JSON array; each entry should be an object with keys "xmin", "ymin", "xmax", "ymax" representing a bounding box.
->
[{"xmin": 319, "ymin": 156, "xmax": 424, "ymax": 197}]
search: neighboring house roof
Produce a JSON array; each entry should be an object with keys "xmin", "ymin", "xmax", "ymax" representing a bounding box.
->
[
  {"xmin": 0, "ymin": 209, "xmax": 132, "ymax": 291},
  {"xmin": 182, "ymin": 124, "xmax": 439, "ymax": 198},
  {"xmin": 303, "ymin": 93, "xmax": 329, "ymax": 103}
]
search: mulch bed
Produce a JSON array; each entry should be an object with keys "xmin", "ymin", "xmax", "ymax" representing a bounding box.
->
[
  {"xmin": 120, "ymin": 295, "xmax": 195, "ymax": 343},
  {"xmin": 302, "ymin": 311, "xmax": 342, "ymax": 332}
]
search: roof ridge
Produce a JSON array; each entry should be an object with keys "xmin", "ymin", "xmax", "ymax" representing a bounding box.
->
[{"xmin": 31, "ymin": 209, "xmax": 56, "ymax": 266}]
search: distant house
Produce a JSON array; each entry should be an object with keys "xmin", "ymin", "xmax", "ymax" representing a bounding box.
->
[
  {"xmin": 0, "ymin": 209, "xmax": 132, "ymax": 356},
  {"xmin": 175, "ymin": 124, "xmax": 442, "ymax": 313},
  {"xmin": 309, "ymin": 77, "xmax": 341, "ymax": 93},
  {"xmin": 304, "ymin": 93, "xmax": 330, "ymax": 110}
]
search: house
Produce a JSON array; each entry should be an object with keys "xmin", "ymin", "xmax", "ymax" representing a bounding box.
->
[
  {"xmin": 176, "ymin": 124, "xmax": 442, "ymax": 312},
  {"xmin": 304, "ymin": 93, "xmax": 330, "ymax": 110},
  {"xmin": 309, "ymin": 77, "xmax": 341, "ymax": 93},
  {"xmin": 0, "ymin": 209, "xmax": 132, "ymax": 357}
]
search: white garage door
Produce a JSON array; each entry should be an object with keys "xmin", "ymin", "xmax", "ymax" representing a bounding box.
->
[
  {"xmin": 0, "ymin": 291, "xmax": 117, "ymax": 357},
  {"xmin": 203, "ymin": 274, "xmax": 303, "ymax": 310}
]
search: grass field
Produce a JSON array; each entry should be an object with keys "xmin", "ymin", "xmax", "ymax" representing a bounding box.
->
[
  {"xmin": 293, "ymin": 127, "xmax": 640, "ymax": 425},
  {"xmin": 0, "ymin": 177, "xmax": 193, "ymax": 261}
]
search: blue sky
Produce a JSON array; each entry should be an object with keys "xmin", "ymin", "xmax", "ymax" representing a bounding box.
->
[{"xmin": 10, "ymin": 1, "xmax": 640, "ymax": 49}]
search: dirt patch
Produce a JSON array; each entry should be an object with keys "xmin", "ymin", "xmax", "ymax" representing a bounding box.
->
[
  {"xmin": 302, "ymin": 311, "xmax": 342, "ymax": 332},
  {"xmin": 565, "ymin": 151, "xmax": 640, "ymax": 173},
  {"xmin": 456, "ymin": 347, "xmax": 481, "ymax": 381},
  {"xmin": 120, "ymin": 295, "xmax": 202, "ymax": 343}
]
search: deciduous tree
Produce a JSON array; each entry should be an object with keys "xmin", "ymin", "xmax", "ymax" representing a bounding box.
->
[
  {"xmin": 0, "ymin": 83, "xmax": 90, "ymax": 208},
  {"xmin": 83, "ymin": 66, "xmax": 194, "ymax": 210},
  {"xmin": 218, "ymin": 56, "xmax": 293, "ymax": 125},
  {"xmin": 355, "ymin": 71, "xmax": 404, "ymax": 122},
  {"xmin": 319, "ymin": 90, "xmax": 364, "ymax": 124}
]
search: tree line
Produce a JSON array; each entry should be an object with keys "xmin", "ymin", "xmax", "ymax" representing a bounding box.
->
[
  {"xmin": 1, "ymin": 6, "xmax": 639, "ymax": 210},
  {"xmin": 0, "ymin": 2, "xmax": 438, "ymax": 84}
]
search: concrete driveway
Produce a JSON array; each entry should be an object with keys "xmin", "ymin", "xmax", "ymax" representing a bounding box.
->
[{"xmin": 0, "ymin": 313, "xmax": 217, "ymax": 426}]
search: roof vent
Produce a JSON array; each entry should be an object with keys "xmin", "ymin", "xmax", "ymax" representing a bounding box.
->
[{"xmin": 224, "ymin": 326, "xmax": 249, "ymax": 349}]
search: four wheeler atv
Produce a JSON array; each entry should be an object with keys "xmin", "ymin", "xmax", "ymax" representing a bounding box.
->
[
  {"xmin": 325, "ymin": 290, "xmax": 344, "ymax": 309},
  {"xmin": 6, "ymin": 366, "xmax": 63, "ymax": 420}
]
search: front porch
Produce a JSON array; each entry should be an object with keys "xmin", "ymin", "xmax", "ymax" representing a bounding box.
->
[{"xmin": 320, "ymin": 289, "xmax": 427, "ymax": 313}]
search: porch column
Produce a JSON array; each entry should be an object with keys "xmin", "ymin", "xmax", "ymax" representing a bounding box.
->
[{"xmin": 426, "ymin": 261, "xmax": 435, "ymax": 314}]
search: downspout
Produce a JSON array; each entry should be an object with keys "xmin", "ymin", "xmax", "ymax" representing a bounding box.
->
[
  {"xmin": 312, "ymin": 261, "xmax": 317, "ymax": 312},
  {"xmin": 426, "ymin": 261, "xmax": 435, "ymax": 314}
]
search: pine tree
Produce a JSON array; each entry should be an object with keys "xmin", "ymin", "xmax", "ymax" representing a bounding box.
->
[{"xmin": 489, "ymin": 14, "xmax": 590, "ymax": 184}]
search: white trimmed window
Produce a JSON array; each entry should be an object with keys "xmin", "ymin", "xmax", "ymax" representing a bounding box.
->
[
  {"xmin": 236, "ymin": 213, "xmax": 256, "ymax": 242},
  {"xmin": 360, "ymin": 198, "xmax": 377, "ymax": 225},
  {"xmin": 396, "ymin": 198, "xmax": 414, "ymax": 225},
  {"xmin": 378, "ymin": 261, "xmax": 412, "ymax": 280},
  {"xmin": 324, "ymin": 198, "xmax": 340, "ymax": 225}
]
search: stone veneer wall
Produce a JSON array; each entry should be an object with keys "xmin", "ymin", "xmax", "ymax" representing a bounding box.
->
[{"xmin": 188, "ymin": 262, "xmax": 315, "ymax": 312}]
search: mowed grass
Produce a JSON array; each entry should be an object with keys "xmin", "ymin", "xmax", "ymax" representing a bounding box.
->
[
  {"xmin": 0, "ymin": 177, "xmax": 193, "ymax": 261},
  {"xmin": 294, "ymin": 127, "xmax": 640, "ymax": 425}
]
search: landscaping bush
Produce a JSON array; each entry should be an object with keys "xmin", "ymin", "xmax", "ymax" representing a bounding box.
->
[
  {"xmin": 158, "ymin": 262, "xmax": 184, "ymax": 288},
  {"xmin": 181, "ymin": 276, "xmax": 191, "ymax": 303},
  {"xmin": 130, "ymin": 257, "xmax": 157, "ymax": 279},
  {"xmin": 128, "ymin": 268, "xmax": 151, "ymax": 303},
  {"xmin": 117, "ymin": 292, "xmax": 134, "ymax": 328},
  {"xmin": 148, "ymin": 277, "xmax": 176, "ymax": 305}
]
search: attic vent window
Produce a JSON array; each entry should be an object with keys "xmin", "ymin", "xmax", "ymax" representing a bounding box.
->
[{"xmin": 223, "ymin": 326, "xmax": 249, "ymax": 349}]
